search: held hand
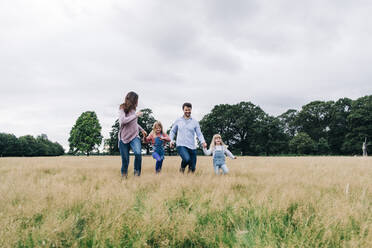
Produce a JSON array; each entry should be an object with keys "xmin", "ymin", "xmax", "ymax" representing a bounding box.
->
[
  {"xmin": 202, "ymin": 142, "xmax": 207, "ymax": 149},
  {"xmin": 141, "ymin": 130, "xmax": 147, "ymax": 137},
  {"xmin": 136, "ymin": 111, "xmax": 143, "ymax": 117},
  {"xmin": 170, "ymin": 141, "xmax": 175, "ymax": 148}
]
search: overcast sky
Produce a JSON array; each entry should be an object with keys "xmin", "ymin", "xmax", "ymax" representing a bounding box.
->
[{"xmin": 1, "ymin": 0, "xmax": 372, "ymax": 150}]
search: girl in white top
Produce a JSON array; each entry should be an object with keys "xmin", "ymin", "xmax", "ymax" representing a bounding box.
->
[{"xmin": 203, "ymin": 134, "xmax": 237, "ymax": 175}]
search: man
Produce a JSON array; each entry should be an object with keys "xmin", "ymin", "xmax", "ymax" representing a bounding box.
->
[{"xmin": 170, "ymin": 102, "xmax": 207, "ymax": 173}]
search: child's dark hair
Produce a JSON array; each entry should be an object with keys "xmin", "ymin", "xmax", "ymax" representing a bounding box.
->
[{"xmin": 182, "ymin": 102, "xmax": 192, "ymax": 109}]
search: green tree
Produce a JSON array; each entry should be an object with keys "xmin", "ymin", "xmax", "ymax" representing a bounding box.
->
[
  {"xmin": 105, "ymin": 119, "xmax": 120, "ymax": 155},
  {"xmin": 0, "ymin": 133, "xmax": 20, "ymax": 156},
  {"xmin": 342, "ymin": 95, "xmax": 372, "ymax": 154},
  {"xmin": 289, "ymin": 132, "xmax": 316, "ymax": 155},
  {"xmin": 200, "ymin": 102, "xmax": 287, "ymax": 155},
  {"xmin": 296, "ymin": 101, "xmax": 333, "ymax": 142},
  {"xmin": 328, "ymin": 98, "xmax": 352, "ymax": 154},
  {"xmin": 18, "ymin": 135, "xmax": 38, "ymax": 156},
  {"xmin": 317, "ymin": 137, "xmax": 330, "ymax": 155},
  {"xmin": 35, "ymin": 134, "xmax": 65, "ymax": 156},
  {"xmin": 68, "ymin": 111, "xmax": 103, "ymax": 156},
  {"xmin": 278, "ymin": 109, "xmax": 299, "ymax": 138},
  {"xmin": 137, "ymin": 108, "xmax": 156, "ymax": 155},
  {"xmin": 199, "ymin": 104, "xmax": 236, "ymax": 148},
  {"xmin": 258, "ymin": 116, "xmax": 289, "ymax": 155}
]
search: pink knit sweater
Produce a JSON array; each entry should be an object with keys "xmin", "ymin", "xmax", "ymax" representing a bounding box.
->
[{"xmin": 118, "ymin": 109, "xmax": 144, "ymax": 144}]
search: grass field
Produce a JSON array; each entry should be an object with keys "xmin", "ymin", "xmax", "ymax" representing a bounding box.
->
[{"xmin": 0, "ymin": 156, "xmax": 371, "ymax": 247}]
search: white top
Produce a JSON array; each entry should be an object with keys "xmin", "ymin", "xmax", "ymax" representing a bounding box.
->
[{"xmin": 203, "ymin": 145, "xmax": 235, "ymax": 159}]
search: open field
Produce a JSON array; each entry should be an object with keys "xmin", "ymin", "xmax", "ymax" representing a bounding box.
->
[{"xmin": 0, "ymin": 156, "xmax": 371, "ymax": 247}]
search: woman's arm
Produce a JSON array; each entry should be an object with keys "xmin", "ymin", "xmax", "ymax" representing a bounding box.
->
[
  {"xmin": 119, "ymin": 110, "xmax": 137, "ymax": 125},
  {"xmin": 138, "ymin": 124, "xmax": 144, "ymax": 132}
]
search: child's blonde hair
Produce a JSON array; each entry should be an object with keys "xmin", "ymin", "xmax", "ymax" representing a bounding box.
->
[
  {"xmin": 209, "ymin": 134, "xmax": 227, "ymax": 150},
  {"xmin": 150, "ymin": 121, "xmax": 164, "ymax": 136}
]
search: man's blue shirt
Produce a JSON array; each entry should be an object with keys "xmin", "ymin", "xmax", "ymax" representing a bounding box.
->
[{"xmin": 169, "ymin": 116, "xmax": 205, "ymax": 150}]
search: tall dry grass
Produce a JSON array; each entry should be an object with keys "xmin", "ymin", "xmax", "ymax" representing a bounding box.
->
[{"xmin": 0, "ymin": 156, "xmax": 371, "ymax": 247}]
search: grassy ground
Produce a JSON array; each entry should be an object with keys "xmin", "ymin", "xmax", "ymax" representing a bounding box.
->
[{"xmin": 0, "ymin": 156, "xmax": 371, "ymax": 247}]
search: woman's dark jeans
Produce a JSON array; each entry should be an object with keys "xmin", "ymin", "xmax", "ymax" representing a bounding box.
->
[{"xmin": 119, "ymin": 137, "xmax": 142, "ymax": 176}]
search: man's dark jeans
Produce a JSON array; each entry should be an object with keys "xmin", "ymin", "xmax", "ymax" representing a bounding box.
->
[{"xmin": 176, "ymin": 146, "xmax": 197, "ymax": 173}]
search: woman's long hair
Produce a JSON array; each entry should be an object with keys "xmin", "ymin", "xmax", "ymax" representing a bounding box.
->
[
  {"xmin": 149, "ymin": 121, "xmax": 164, "ymax": 137},
  {"xmin": 209, "ymin": 134, "xmax": 227, "ymax": 151},
  {"xmin": 120, "ymin": 91, "xmax": 138, "ymax": 114}
]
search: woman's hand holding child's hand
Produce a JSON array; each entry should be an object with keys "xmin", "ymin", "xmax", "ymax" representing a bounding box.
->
[{"xmin": 141, "ymin": 130, "xmax": 147, "ymax": 137}]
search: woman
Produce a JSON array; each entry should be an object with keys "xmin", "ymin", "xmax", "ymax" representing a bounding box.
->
[{"xmin": 118, "ymin": 91, "xmax": 147, "ymax": 178}]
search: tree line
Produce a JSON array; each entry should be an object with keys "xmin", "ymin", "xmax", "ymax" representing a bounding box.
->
[
  {"xmin": 64, "ymin": 95, "xmax": 371, "ymax": 156},
  {"xmin": 0, "ymin": 133, "xmax": 64, "ymax": 157},
  {"xmin": 200, "ymin": 96, "xmax": 371, "ymax": 155},
  {"xmin": 97, "ymin": 95, "xmax": 371, "ymax": 156}
]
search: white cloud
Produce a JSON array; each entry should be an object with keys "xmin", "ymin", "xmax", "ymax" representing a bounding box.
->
[{"xmin": 1, "ymin": 0, "xmax": 371, "ymax": 150}]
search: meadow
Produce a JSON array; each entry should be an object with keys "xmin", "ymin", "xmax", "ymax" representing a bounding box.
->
[{"xmin": 0, "ymin": 156, "xmax": 371, "ymax": 247}]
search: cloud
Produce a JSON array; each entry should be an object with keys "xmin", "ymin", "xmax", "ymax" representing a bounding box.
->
[{"xmin": 1, "ymin": 0, "xmax": 372, "ymax": 150}]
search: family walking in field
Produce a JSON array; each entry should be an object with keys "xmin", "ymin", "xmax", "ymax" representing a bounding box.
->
[{"xmin": 118, "ymin": 91, "xmax": 236, "ymax": 179}]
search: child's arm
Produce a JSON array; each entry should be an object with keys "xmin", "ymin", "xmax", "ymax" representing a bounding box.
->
[
  {"xmin": 224, "ymin": 147, "xmax": 236, "ymax": 159},
  {"xmin": 161, "ymin": 133, "xmax": 171, "ymax": 142},
  {"xmin": 203, "ymin": 147, "xmax": 212, "ymax": 156}
]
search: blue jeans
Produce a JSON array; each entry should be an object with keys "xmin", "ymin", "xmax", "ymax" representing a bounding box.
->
[
  {"xmin": 176, "ymin": 146, "xmax": 197, "ymax": 173},
  {"xmin": 214, "ymin": 164, "xmax": 229, "ymax": 175},
  {"xmin": 152, "ymin": 152, "xmax": 164, "ymax": 173},
  {"xmin": 119, "ymin": 137, "xmax": 142, "ymax": 176}
]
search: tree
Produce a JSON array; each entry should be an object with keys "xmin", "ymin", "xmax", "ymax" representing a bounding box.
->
[
  {"xmin": 296, "ymin": 101, "xmax": 333, "ymax": 142},
  {"xmin": 258, "ymin": 116, "xmax": 289, "ymax": 155},
  {"xmin": 18, "ymin": 135, "xmax": 38, "ymax": 156},
  {"xmin": 200, "ymin": 102, "xmax": 285, "ymax": 155},
  {"xmin": 199, "ymin": 104, "xmax": 237, "ymax": 148},
  {"xmin": 289, "ymin": 132, "xmax": 316, "ymax": 155},
  {"xmin": 34, "ymin": 134, "xmax": 65, "ymax": 156},
  {"xmin": 68, "ymin": 111, "xmax": 103, "ymax": 156},
  {"xmin": 0, "ymin": 133, "xmax": 20, "ymax": 156},
  {"xmin": 106, "ymin": 119, "xmax": 120, "ymax": 155},
  {"xmin": 227, "ymin": 102, "xmax": 269, "ymax": 155},
  {"xmin": 328, "ymin": 98, "xmax": 352, "ymax": 154},
  {"xmin": 0, "ymin": 133, "xmax": 63, "ymax": 157},
  {"xmin": 342, "ymin": 95, "xmax": 372, "ymax": 154},
  {"xmin": 278, "ymin": 109, "xmax": 299, "ymax": 138},
  {"xmin": 137, "ymin": 108, "xmax": 156, "ymax": 155},
  {"xmin": 317, "ymin": 137, "xmax": 330, "ymax": 155}
]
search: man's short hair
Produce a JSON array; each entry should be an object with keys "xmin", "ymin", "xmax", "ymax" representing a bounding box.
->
[{"xmin": 182, "ymin": 102, "xmax": 192, "ymax": 110}]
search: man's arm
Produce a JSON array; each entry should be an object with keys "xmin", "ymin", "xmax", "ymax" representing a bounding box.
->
[
  {"xmin": 195, "ymin": 121, "xmax": 206, "ymax": 148},
  {"xmin": 169, "ymin": 121, "xmax": 178, "ymax": 142}
]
